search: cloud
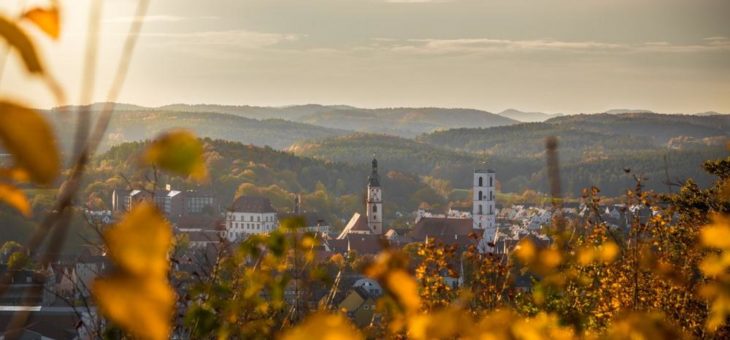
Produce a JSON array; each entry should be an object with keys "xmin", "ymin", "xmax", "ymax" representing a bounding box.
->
[
  {"xmin": 141, "ymin": 30, "xmax": 301, "ymax": 49},
  {"xmin": 104, "ymin": 15, "xmax": 220, "ymax": 24},
  {"xmin": 371, "ymin": 37, "xmax": 730, "ymax": 55},
  {"xmin": 104, "ymin": 15, "xmax": 187, "ymax": 24}
]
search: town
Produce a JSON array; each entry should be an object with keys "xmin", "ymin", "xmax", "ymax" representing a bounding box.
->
[{"xmin": 0, "ymin": 158, "xmax": 650, "ymax": 337}]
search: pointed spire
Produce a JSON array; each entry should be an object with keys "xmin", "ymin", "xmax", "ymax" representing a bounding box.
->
[{"xmin": 368, "ymin": 156, "xmax": 380, "ymax": 187}]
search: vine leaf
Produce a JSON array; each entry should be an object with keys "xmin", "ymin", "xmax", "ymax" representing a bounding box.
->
[
  {"xmin": 0, "ymin": 183, "xmax": 31, "ymax": 217},
  {"xmin": 93, "ymin": 274, "xmax": 175, "ymax": 340},
  {"xmin": 0, "ymin": 15, "xmax": 44, "ymax": 74},
  {"xmin": 0, "ymin": 101, "xmax": 60, "ymax": 185},
  {"xmin": 22, "ymin": 7, "xmax": 60, "ymax": 39},
  {"xmin": 142, "ymin": 130, "xmax": 208, "ymax": 182},
  {"xmin": 102, "ymin": 202, "xmax": 173, "ymax": 278},
  {"xmin": 93, "ymin": 203, "xmax": 175, "ymax": 340},
  {"xmin": 280, "ymin": 312, "xmax": 363, "ymax": 340}
]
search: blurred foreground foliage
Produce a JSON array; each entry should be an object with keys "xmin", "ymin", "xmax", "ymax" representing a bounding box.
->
[{"xmin": 1, "ymin": 2, "xmax": 730, "ymax": 339}]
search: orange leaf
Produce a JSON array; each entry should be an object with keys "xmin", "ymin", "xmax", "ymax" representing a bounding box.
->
[
  {"xmin": 0, "ymin": 15, "xmax": 43, "ymax": 74},
  {"xmin": 93, "ymin": 273, "xmax": 175, "ymax": 340},
  {"xmin": 0, "ymin": 183, "xmax": 30, "ymax": 217},
  {"xmin": 22, "ymin": 7, "xmax": 60, "ymax": 39},
  {"xmin": 103, "ymin": 202, "xmax": 173, "ymax": 278},
  {"xmin": 0, "ymin": 101, "xmax": 60, "ymax": 185}
]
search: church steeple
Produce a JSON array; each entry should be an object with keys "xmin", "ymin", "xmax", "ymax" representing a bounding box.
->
[
  {"xmin": 366, "ymin": 157, "xmax": 383, "ymax": 234},
  {"xmin": 368, "ymin": 157, "xmax": 380, "ymax": 187}
]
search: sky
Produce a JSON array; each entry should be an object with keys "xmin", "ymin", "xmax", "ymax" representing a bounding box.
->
[{"xmin": 3, "ymin": 0, "xmax": 730, "ymax": 114}]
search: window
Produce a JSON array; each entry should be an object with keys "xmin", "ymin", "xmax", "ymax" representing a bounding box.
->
[
  {"xmin": 478, "ymin": 176, "xmax": 483, "ymax": 186},
  {"xmin": 478, "ymin": 191, "xmax": 482, "ymax": 200},
  {"xmin": 490, "ymin": 176, "xmax": 493, "ymax": 187},
  {"xmin": 373, "ymin": 205, "xmax": 377, "ymax": 213},
  {"xmin": 479, "ymin": 205, "xmax": 483, "ymax": 214}
]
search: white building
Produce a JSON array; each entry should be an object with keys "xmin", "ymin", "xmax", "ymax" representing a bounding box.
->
[
  {"xmin": 473, "ymin": 169, "xmax": 498, "ymax": 253},
  {"xmin": 224, "ymin": 195, "xmax": 278, "ymax": 242}
]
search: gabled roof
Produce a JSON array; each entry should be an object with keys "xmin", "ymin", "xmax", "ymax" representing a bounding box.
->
[
  {"xmin": 328, "ymin": 234, "xmax": 384, "ymax": 255},
  {"xmin": 409, "ymin": 217, "xmax": 476, "ymax": 247},
  {"xmin": 338, "ymin": 213, "xmax": 370, "ymax": 239},
  {"xmin": 230, "ymin": 195, "xmax": 276, "ymax": 213}
]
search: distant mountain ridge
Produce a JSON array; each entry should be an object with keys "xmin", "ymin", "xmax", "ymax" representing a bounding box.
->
[{"xmin": 498, "ymin": 109, "xmax": 560, "ymax": 122}]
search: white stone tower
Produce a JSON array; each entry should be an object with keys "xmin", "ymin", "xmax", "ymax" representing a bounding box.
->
[
  {"xmin": 473, "ymin": 169, "xmax": 497, "ymax": 252},
  {"xmin": 366, "ymin": 158, "xmax": 383, "ymax": 234}
]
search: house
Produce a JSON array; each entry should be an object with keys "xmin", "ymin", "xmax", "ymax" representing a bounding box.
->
[
  {"xmin": 224, "ymin": 195, "xmax": 278, "ymax": 242},
  {"xmin": 279, "ymin": 212, "xmax": 331, "ymax": 234},
  {"xmin": 338, "ymin": 286, "xmax": 379, "ymax": 327},
  {"xmin": 0, "ymin": 266, "xmax": 56, "ymax": 306}
]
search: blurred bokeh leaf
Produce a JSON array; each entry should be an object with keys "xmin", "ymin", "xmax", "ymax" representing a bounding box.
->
[
  {"xmin": 280, "ymin": 312, "xmax": 363, "ymax": 340},
  {"xmin": 22, "ymin": 7, "xmax": 60, "ymax": 39},
  {"xmin": 0, "ymin": 183, "xmax": 30, "ymax": 217},
  {"xmin": 103, "ymin": 202, "xmax": 173, "ymax": 278},
  {"xmin": 94, "ymin": 202, "xmax": 175, "ymax": 339},
  {"xmin": 93, "ymin": 273, "xmax": 175, "ymax": 340},
  {"xmin": 142, "ymin": 130, "xmax": 208, "ymax": 182},
  {"xmin": 0, "ymin": 16, "xmax": 43, "ymax": 74},
  {"xmin": 0, "ymin": 101, "xmax": 59, "ymax": 185}
]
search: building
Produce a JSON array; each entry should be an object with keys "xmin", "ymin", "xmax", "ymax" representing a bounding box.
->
[
  {"xmin": 366, "ymin": 158, "xmax": 383, "ymax": 235},
  {"xmin": 339, "ymin": 158, "xmax": 384, "ymax": 240},
  {"xmin": 279, "ymin": 212, "xmax": 331, "ymax": 234},
  {"xmin": 111, "ymin": 186, "xmax": 218, "ymax": 223},
  {"xmin": 473, "ymin": 169, "xmax": 498, "ymax": 253},
  {"xmin": 224, "ymin": 195, "xmax": 278, "ymax": 242}
]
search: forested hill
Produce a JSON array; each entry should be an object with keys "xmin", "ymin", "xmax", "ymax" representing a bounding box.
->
[
  {"xmin": 81, "ymin": 139, "xmax": 450, "ymax": 228},
  {"xmin": 57, "ymin": 103, "xmax": 519, "ymax": 138},
  {"xmin": 44, "ymin": 108, "xmax": 350, "ymax": 153},
  {"xmin": 293, "ymin": 107, "xmax": 517, "ymax": 137},
  {"xmin": 289, "ymin": 133, "xmax": 483, "ymax": 183},
  {"xmin": 290, "ymin": 131, "xmax": 726, "ymax": 197},
  {"xmin": 418, "ymin": 113, "xmax": 729, "ymax": 157}
]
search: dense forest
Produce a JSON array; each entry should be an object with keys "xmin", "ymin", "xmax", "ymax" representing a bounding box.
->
[{"xmin": 290, "ymin": 131, "xmax": 726, "ymax": 196}]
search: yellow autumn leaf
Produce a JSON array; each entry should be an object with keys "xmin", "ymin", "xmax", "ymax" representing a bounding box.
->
[
  {"xmin": 93, "ymin": 273, "xmax": 175, "ymax": 340},
  {"xmin": 103, "ymin": 202, "xmax": 172, "ymax": 278},
  {"xmin": 599, "ymin": 242, "xmax": 619, "ymax": 263},
  {"xmin": 577, "ymin": 247, "xmax": 594, "ymax": 266},
  {"xmin": 22, "ymin": 7, "xmax": 60, "ymax": 39},
  {"xmin": 0, "ymin": 183, "xmax": 31, "ymax": 217},
  {"xmin": 0, "ymin": 15, "xmax": 43, "ymax": 74},
  {"xmin": 515, "ymin": 238, "xmax": 536, "ymax": 264},
  {"xmin": 280, "ymin": 312, "xmax": 363, "ymax": 340},
  {"xmin": 0, "ymin": 101, "xmax": 59, "ymax": 185},
  {"xmin": 386, "ymin": 269, "xmax": 421, "ymax": 314},
  {"xmin": 142, "ymin": 130, "xmax": 208, "ymax": 182},
  {"xmin": 0, "ymin": 167, "xmax": 31, "ymax": 183},
  {"xmin": 541, "ymin": 247, "xmax": 562, "ymax": 269},
  {"xmin": 700, "ymin": 215, "xmax": 730, "ymax": 250}
]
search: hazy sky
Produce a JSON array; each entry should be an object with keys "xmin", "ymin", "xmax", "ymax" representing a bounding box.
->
[{"xmin": 4, "ymin": 0, "xmax": 730, "ymax": 114}]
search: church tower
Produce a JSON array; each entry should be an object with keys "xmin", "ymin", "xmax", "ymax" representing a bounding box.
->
[
  {"xmin": 366, "ymin": 158, "xmax": 383, "ymax": 234},
  {"xmin": 473, "ymin": 169, "xmax": 497, "ymax": 252}
]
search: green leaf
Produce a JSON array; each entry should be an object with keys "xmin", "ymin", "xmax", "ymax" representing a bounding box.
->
[{"xmin": 142, "ymin": 130, "xmax": 208, "ymax": 182}]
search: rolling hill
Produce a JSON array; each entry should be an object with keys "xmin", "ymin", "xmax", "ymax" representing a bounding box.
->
[{"xmin": 44, "ymin": 107, "xmax": 351, "ymax": 154}]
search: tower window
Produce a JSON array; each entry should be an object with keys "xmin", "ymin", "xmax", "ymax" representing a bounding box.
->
[
  {"xmin": 373, "ymin": 205, "xmax": 377, "ymax": 213},
  {"xmin": 478, "ymin": 176, "xmax": 483, "ymax": 186},
  {"xmin": 479, "ymin": 205, "xmax": 483, "ymax": 214},
  {"xmin": 490, "ymin": 177, "xmax": 493, "ymax": 187},
  {"xmin": 478, "ymin": 191, "xmax": 483, "ymax": 200}
]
